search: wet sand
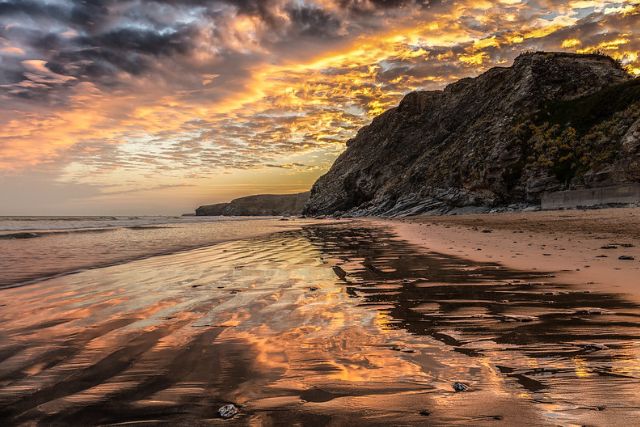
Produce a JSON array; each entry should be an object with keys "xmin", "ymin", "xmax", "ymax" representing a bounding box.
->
[
  {"xmin": 1, "ymin": 220, "xmax": 640, "ymax": 425},
  {"xmin": 387, "ymin": 208, "xmax": 640, "ymax": 298}
]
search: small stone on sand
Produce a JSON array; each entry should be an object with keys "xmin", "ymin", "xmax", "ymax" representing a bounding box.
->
[
  {"xmin": 452, "ymin": 382, "xmax": 469, "ymax": 392},
  {"xmin": 218, "ymin": 404, "xmax": 239, "ymax": 419},
  {"xmin": 582, "ymin": 343, "xmax": 608, "ymax": 352}
]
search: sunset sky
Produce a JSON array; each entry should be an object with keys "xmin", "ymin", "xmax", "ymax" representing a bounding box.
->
[{"xmin": 1, "ymin": 0, "xmax": 639, "ymax": 215}]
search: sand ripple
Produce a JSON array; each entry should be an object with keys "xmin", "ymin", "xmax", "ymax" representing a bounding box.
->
[{"xmin": 0, "ymin": 222, "xmax": 639, "ymax": 425}]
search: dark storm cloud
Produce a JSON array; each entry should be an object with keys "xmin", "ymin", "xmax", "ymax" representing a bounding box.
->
[
  {"xmin": 0, "ymin": 0, "xmax": 206, "ymax": 98},
  {"xmin": 77, "ymin": 26, "xmax": 194, "ymax": 61},
  {"xmin": 0, "ymin": 0, "xmax": 114, "ymax": 31},
  {"xmin": 0, "ymin": 1, "xmax": 68, "ymax": 20},
  {"xmin": 286, "ymin": 5, "xmax": 343, "ymax": 38},
  {"xmin": 1, "ymin": 0, "xmax": 639, "ymax": 192},
  {"xmin": 337, "ymin": 0, "xmax": 433, "ymax": 15},
  {"xmin": 0, "ymin": 0, "xmax": 447, "ymax": 102}
]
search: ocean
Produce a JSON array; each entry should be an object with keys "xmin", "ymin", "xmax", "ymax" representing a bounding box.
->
[{"xmin": 0, "ymin": 216, "xmax": 300, "ymax": 289}]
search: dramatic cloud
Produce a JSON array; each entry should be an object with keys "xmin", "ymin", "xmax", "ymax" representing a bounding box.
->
[{"xmin": 0, "ymin": 0, "xmax": 639, "ymax": 214}]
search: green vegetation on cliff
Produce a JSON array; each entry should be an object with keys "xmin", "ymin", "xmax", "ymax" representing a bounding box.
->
[{"xmin": 515, "ymin": 79, "xmax": 640, "ymax": 185}]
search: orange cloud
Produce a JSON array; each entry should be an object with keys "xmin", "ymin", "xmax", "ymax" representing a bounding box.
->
[{"xmin": 0, "ymin": 0, "xmax": 639, "ymax": 211}]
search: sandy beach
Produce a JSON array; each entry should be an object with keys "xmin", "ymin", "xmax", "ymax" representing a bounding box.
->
[
  {"xmin": 2, "ymin": 0, "xmax": 640, "ymax": 424},
  {"xmin": 386, "ymin": 208, "xmax": 640, "ymax": 300},
  {"xmin": 0, "ymin": 214, "xmax": 638, "ymax": 425}
]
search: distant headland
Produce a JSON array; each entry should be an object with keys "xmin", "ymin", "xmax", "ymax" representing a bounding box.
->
[{"xmin": 196, "ymin": 192, "xmax": 310, "ymax": 216}]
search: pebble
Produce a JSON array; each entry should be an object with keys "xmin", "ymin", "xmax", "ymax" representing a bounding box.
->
[
  {"xmin": 419, "ymin": 410, "xmax": 431, "ymax": 416},
  {"xmin": 600, "ymin": 244, "xmax": 618, "ymax": 249},
  {"xmin": 619, "ymin": 255, "xmax": 635, "ymax": 261},
  {"xmin": 582, "ymin": 343, "xmax": 608, "ymax": 352},
  {"xmin": 452, "ymin": 382, "xmax": 469, "ymax": 392},
  {"xmin": 391, "ymin": 345, "xmax": 416, "ymax": 353},
  {"xmin": 500, "ymin": 314, "xmax": 537, "ymax": 322},
  {"xmin": 575, "ymin": 308, "xmax": 610, "ymax": 315},
  {"xmin": 218, "ymin": 404, "xmax": 239, "ymax": 419}
]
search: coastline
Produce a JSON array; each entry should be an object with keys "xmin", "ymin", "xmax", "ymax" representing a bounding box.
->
[
  {"xmin": 2, "ymin": 214, "xmax": 640, "ymax": 424},
  {"xmin": 381, "ymin": 207, "xmax": 640, "ymax": 300},
  {"xmin": 0, "ymin": 217, "xmax": 327, "ymax": 290}
]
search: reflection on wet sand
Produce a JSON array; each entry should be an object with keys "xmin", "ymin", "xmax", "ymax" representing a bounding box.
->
[{"xmin": 0, "ymin": 222, "xmax": 639, "ymax": 425}]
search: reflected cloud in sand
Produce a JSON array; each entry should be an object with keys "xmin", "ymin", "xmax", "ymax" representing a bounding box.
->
[{"xmin": 0, "ymin": 222, "xmax": 639, "ymax": 425}]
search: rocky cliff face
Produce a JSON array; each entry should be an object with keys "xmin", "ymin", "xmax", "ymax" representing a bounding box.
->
[
  {"xmin": 304, "ymin": 52, "xmax": 640, "ymax": 217},
  {"xmin": 196, "ymin": 192, "xmax": 310, "ymax": 216}
]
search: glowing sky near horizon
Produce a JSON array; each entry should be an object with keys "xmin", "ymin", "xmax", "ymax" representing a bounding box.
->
[{"xmin": 1, "ymin": 0, "xmax": 639, "ymax": 215}]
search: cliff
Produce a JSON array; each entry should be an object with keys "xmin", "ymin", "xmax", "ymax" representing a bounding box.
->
[
  {"xmin": 304, "ymin": 52, "xmax": 640, "ymax": 217},
  {"xmin": 196, "ymin": 192, "xmax": 310, "ymax": 216}
]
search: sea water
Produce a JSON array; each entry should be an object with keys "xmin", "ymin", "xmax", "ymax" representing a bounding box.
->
[{"xmin": 0, "ymin": 216, "xmax": 299, "ymax": 288}]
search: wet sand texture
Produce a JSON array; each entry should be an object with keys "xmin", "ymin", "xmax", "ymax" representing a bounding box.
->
[
  {"xmin": 388, "ymin": 208, "xmax": 640, "ymax": 297},
  {"xmin": 0, "ymin": 223, "xmax": 639, "ymax": 425}
]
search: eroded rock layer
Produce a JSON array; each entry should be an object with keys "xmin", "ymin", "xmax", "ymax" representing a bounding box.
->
[{"xmin": 305, "ymin": 52, "xmax": 640, "ymax": 217}]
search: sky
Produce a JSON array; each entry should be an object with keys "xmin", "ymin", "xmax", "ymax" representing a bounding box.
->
[{"xmin": 1, "ymin": 0, "xmax": 639, "ymax": 215}]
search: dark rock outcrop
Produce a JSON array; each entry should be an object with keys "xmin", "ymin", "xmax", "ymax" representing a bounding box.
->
[
  {"xmin": 196, "ymin": 192, "xmax": 310, "ymax": 216},
  {"xmin": 304, "ymin": 52, "xmax": 640, "ymax": 217}
]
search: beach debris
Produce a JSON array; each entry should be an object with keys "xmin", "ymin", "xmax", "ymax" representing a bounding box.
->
[
  {"xmin": 452, "ymin": 382, "xmax": 469, "ymax": 392},
  {"xmin": 500, "ymin": 314, "xmax": 537, "ymax": 322},
  {"xmin": 419, "ymin": 409, "xmax": 431, "ymax": 416},
  {"xmin": 332, "ymin": 266, "xmax": 348, "ymax": 280},
  {"xmin": 9, "ymin": 232, "xmax": 41, "ymax": 239},
  {"xmin": 481, "ymin": 229, "xmax": 493, "ymax": 233},
  {"xmin": 574, "ymin": 308, "xmax": 612, "ymax": 315},
  {"xmin": 309, "ymin": 286, "xmax": 319, "ymax": 291},
  {"xmin": 390, "ymin": 345, "xmax": 416, "ymax": 353},
  {"xmin": 600, "ymin": 244, "xmax": 618, "ymax": 249},
  {"xmin": 619, "ymin": 255, "xmax": 635, "ymax": 261},
  {"xmin": 581, "ymin": 343, "xmax": 608, "ymax": 352},
  {"xmin": 218, "ymin": 404, "xmax": 239, "ymax": 419}
]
